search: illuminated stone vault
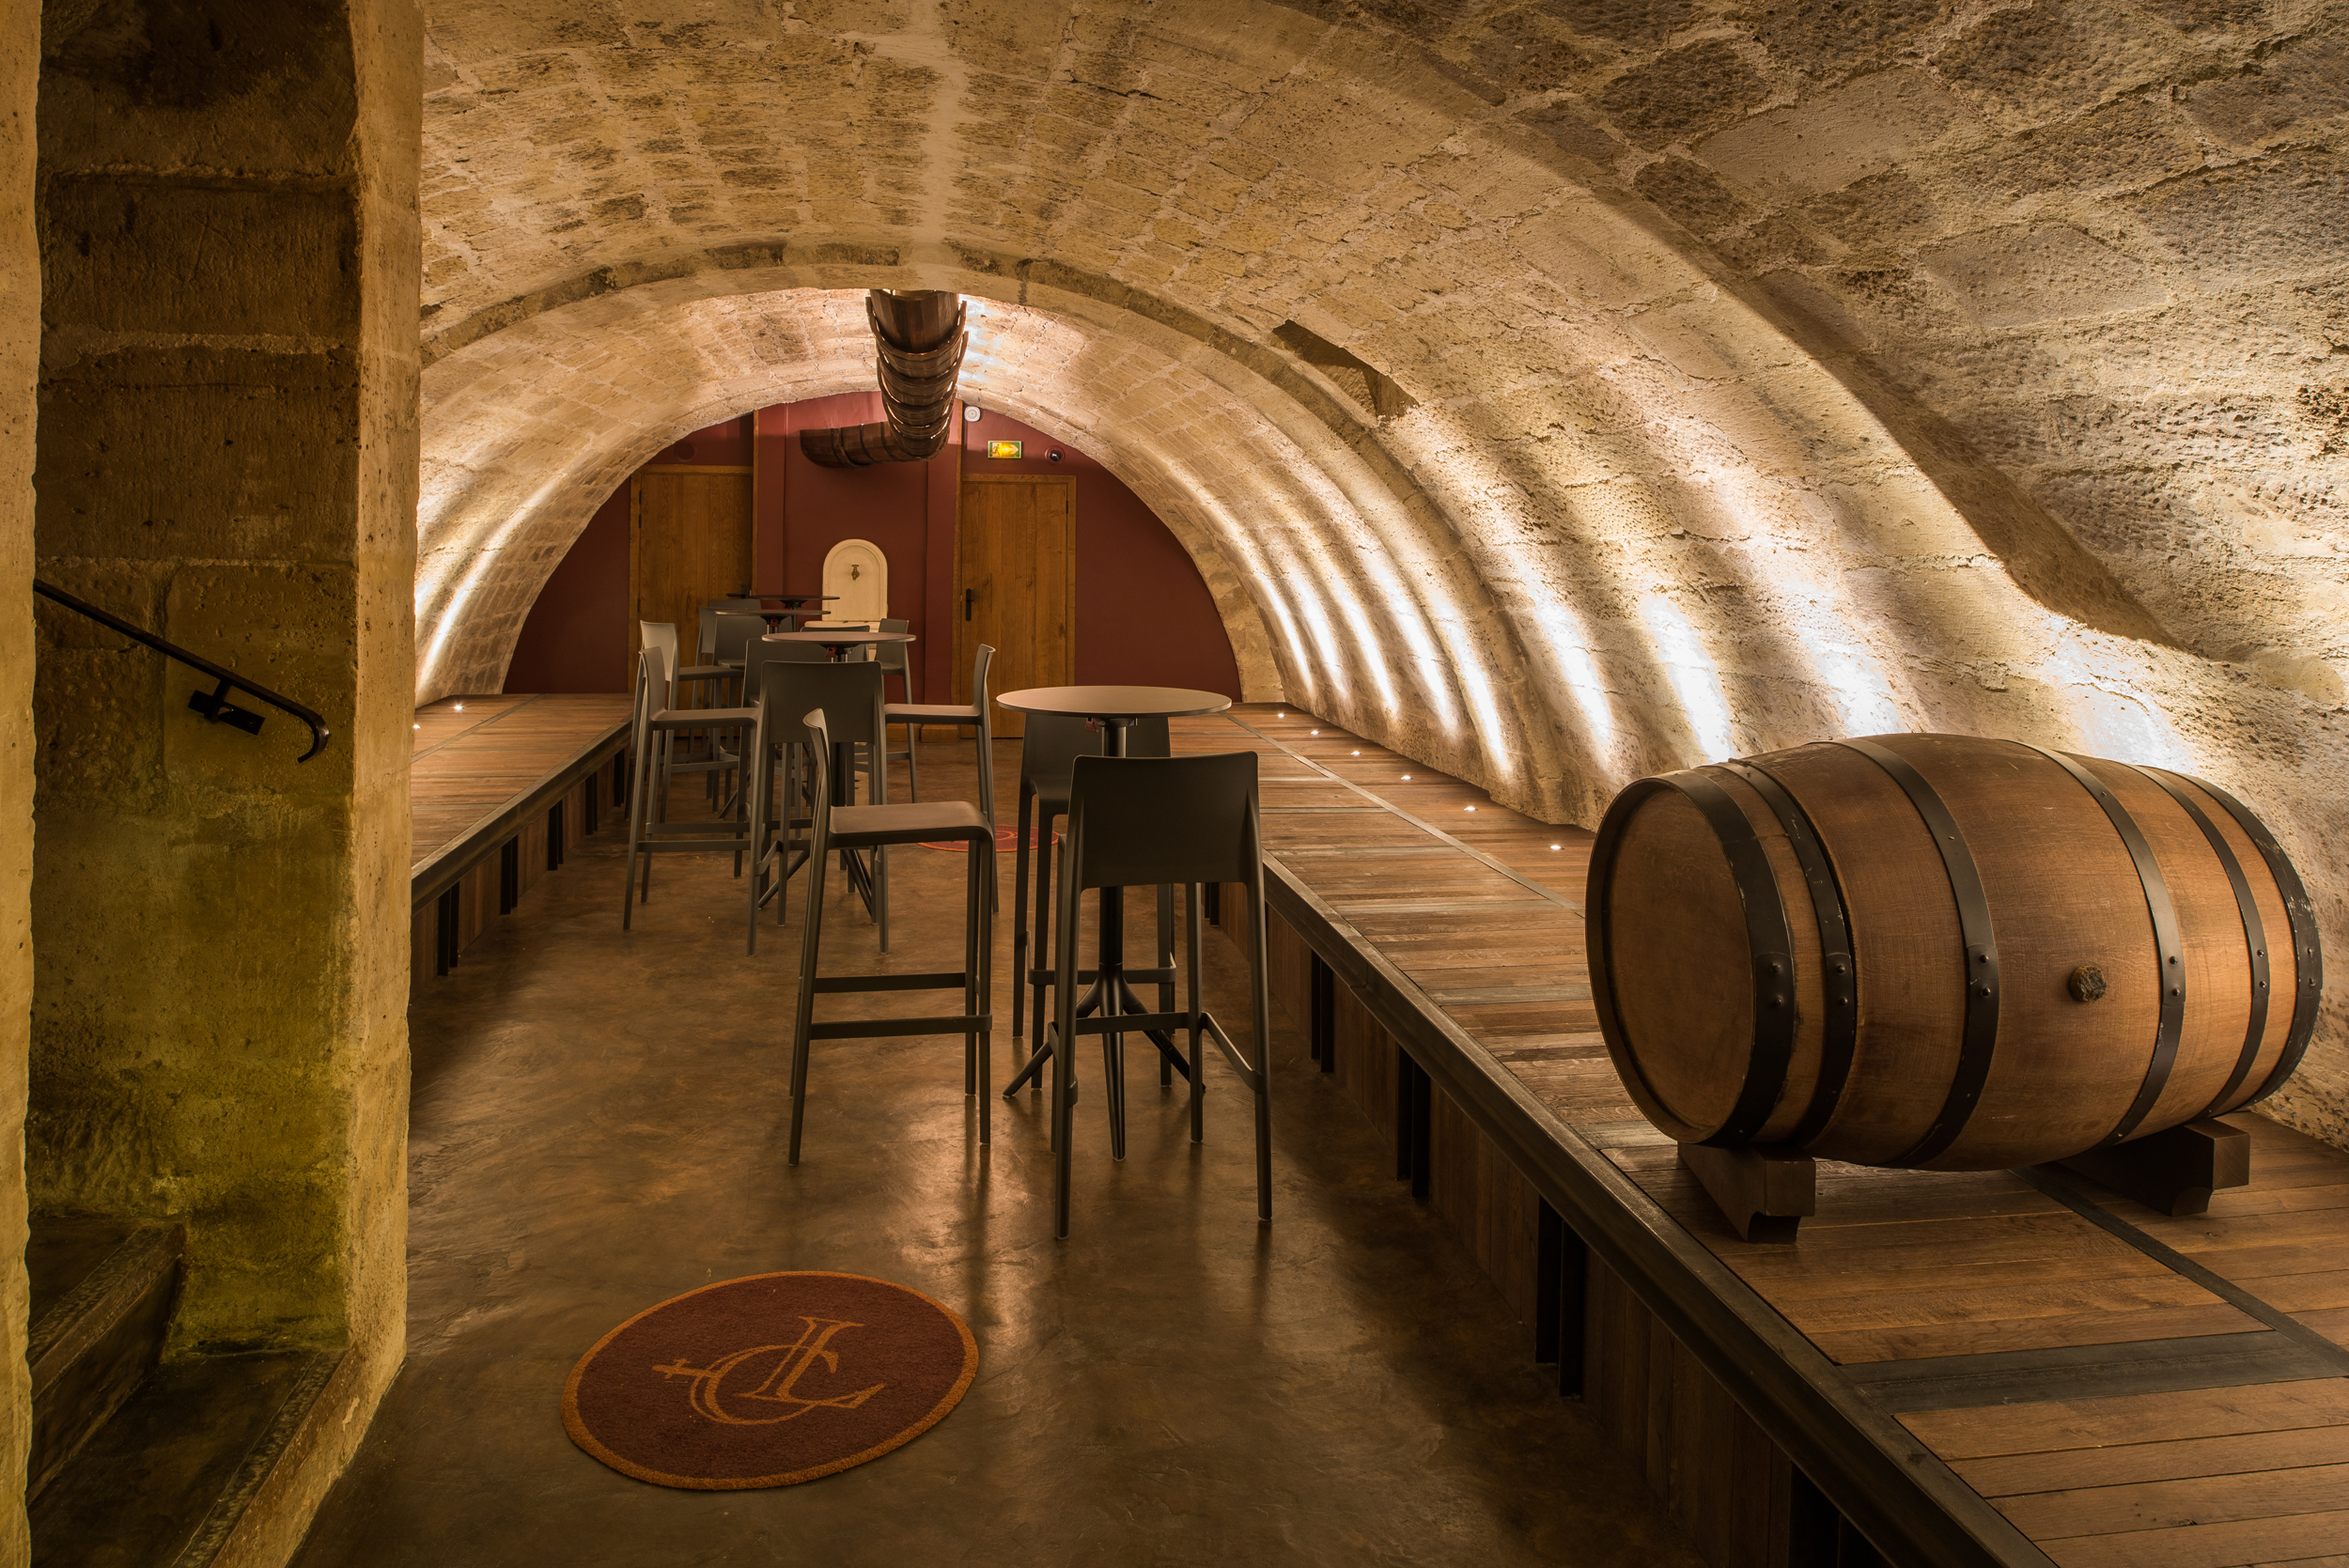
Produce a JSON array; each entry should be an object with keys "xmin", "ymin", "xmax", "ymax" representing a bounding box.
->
[{"xmin": 416, "ymin": 0, "xmax": 2349, "ymax": 1140}]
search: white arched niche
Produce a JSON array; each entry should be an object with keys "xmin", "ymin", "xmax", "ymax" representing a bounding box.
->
[{"xmin": 819, "ymin": 538, "xmax": 889, "ymax": 624}]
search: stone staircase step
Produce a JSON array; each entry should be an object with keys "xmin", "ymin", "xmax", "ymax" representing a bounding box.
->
[
  {"xmin": 31, "ymin": 1350, "xmax": 341, "ymax": 1568},
  {"xmin": 26, "ymin": 1222, "xmax": 183, "ymax": 1499}
]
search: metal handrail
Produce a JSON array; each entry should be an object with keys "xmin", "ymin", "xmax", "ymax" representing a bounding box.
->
[{"xmin": 33, "ymin": 580, "xmax": 332, "ymax": 762}]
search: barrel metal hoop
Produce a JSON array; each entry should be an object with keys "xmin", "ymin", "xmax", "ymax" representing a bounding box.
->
[
  {"xmin": 1586, "ymin": 778, "xmax": 1703, "ymax": 1139},
  {"xmin": 1719, "ymin": 760, "xmax": 1858, "ymax": 1150},
  {"xmin": 1832, "ymin": 739, "xmax": 1999, "ymax": 1167},
  {"xmin": 1585, "ymin": 772, "xmax": 1798, "ymax": 1147},
  {"xmin": 1683, "ymin": 769, "xmax": 1802, "ymax": 1146},
  {"xmin": 2132, "ymin": 767, "xmax": 2271, "ymax": 1116},
  {"xmin": 2168, "ymin": 771, "xmax": 2323, "ymax": 1102},
  {"xmin": 2026, "ymin": 746, "xmax": 2187, "ymax": 1147}
]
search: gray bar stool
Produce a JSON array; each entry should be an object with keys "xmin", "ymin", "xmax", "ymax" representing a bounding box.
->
[
  {"xmin": 643, "ymin": 619, "xmax": 734, "ymax": 706},
  {"xmin": 620, "ymin": 645, "xmax": 757, "ymax": 925},
  {"xmin": 738, "ymin": 642, "xmax": 835, "ymax": 952},
  {"xmin": 872, "ymin": 617, "xmax": 916, "ymax": 703},
  {"xmin": 884, "ymin": 644, "xmax": 996, "ymax": 820},
  {"xmin": 788, "ymin": 706, "xmax": 996, "ymax": 1164},
  {"xmin": 1043, "ymin": 751, "xmax": 1270, "ymax": 1237},
  {"xmin": 1008, "ymin": 714, "xmax": 1174, "ymax": 1089},
  {"xmin": 748, "ymin": 659, "xmax": 894, "ymax": 950}
]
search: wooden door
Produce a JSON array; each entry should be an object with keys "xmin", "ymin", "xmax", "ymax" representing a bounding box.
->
[
  {"xmin": 956, "ymin": 474, "xmax": 1076, "ymax": 737},
  {"xmin": 629, "ymin": 464, "xmax": 754, "ymax": 681}
]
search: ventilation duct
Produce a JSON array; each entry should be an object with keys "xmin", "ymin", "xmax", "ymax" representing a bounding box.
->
[{"xmin": 799, "ymin": 290, "xmax": 968, "ymax": 467}]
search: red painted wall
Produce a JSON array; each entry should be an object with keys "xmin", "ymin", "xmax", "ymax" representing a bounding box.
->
[
  {"xmin": 502, "ymin": 483, "xmax": 630, "ymax": 692},
  {"xmin": 503, "ymin": 415, "xmax": 753, "ymax": 694},
  {"xmin": 508, "ymin": 402, "xmax": 1239, "ymax": 704}
]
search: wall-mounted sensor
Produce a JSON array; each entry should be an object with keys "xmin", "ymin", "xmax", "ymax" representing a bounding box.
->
[
  {"xmin": 1048, "ymin": 449, "xmax": 1063, "ymax": 462},
  {"xmin": 963, "ymin": 405, "xmax": 983, "ymax": 422}
]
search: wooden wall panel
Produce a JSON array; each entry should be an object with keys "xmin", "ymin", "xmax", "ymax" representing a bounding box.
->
[
  {"xmin": 457, "ymin": 859, "xmax": 493, "ymax": 955},
  {"xmin": 1330, "ymin": 985, "xmax": 1397, "ymax": 1141},
  {"xmin": 1589, "ymin": 1254, "xmax": 1795, "ymax": 1568}
]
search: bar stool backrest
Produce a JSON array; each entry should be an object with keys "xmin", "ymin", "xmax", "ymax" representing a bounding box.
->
[
  {"xmin": 1128, "ymin": 715, "xmax": 1171, "ymax": 759},
  {"xmin": 969, "ymin": 644, "xmax": 995, "ymax": 710},
  {"xmin": 630, "ymin": 644, "xmax": 668, "ymax": 744},
  {"xmin": 873, "ymin": 617, "xmax": 911, "ymax": 674},
  {"xmin": 711, "ymin": 612, "xmax": 767, "ymax": 665},
  {"xmin": 761, "ymin": 660, "xmax": 886, "ymax": 751},
  {"xmin": 1017, "ymin": 712, "xmax": 1169, "ymax": 800},
  {"xmin": 636, "ymin": 626, "xmax": 680, "ymax": 708},
  {"xmin": 1018, "ymin": 713, "xmax": 1102, "ymax": 800},
  {"xmin": 746, "ymin": 637, "xmax": 829, "ymax": 701},
  {"xmin": 801, "ymin": 707, "xmax": 837, "ymax": 830},
  {"xmin": 739, "ymin": 642, "xmax": 819, "ymax": 706},
  {"xmin": 1065, "ymin": 752, "xmax": 1261, "ymax": 892}
]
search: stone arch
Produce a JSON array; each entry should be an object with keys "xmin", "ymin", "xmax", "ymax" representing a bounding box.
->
[{"xmin": 413, "ymin": 0, "xmax": 2349, "ymax": 1137}]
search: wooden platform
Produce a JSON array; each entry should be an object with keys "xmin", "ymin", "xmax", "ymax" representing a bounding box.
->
[
  {"xmin": 1181, "ymin": 705, "xmax": 2349, "ymax": 1568},
  {"xmin": 410, "ymin": 694, "xmax": 631, "ymax": 990}
]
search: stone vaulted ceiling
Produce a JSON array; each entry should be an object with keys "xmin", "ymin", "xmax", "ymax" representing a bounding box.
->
[{"xmin": 414, "ymin": 0, "xmax": 2349, "ymax": 1138}]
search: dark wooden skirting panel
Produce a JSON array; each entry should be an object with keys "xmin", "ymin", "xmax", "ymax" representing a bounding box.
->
[
  {"xmin": 1236, "ymin": 877, "xmax": 2046, "ymax": 1568},
  {"xmin": 1252, "ymin": 894, "xmax": 1814, "ymax": 1566}
]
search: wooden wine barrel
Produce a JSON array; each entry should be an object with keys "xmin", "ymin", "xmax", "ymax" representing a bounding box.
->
[{"xmin": 1587, "ymin": 735, "xmax": 2322, "ymax": 1171}]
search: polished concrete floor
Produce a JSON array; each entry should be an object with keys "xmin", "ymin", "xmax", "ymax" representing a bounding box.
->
[{"xmin": 293, "ymin": 739, "xmax": 1703, "ymax": 1566}]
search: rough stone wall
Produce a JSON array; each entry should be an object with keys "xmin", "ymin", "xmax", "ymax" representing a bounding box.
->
[
  {"xmin": 409, "ymin": 1, "xmax": 2349, "ymax": 1144},
  {"xmin": 0, "ymin": 1, "xmax": 34, "ymax": 1560},
  {"xmin": 29, "ymin": 0, "xmax": 418, "ymax": 1539}
]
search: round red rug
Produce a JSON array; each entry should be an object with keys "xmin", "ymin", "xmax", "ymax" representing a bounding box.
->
[{"xmin": 562, "ymin": 1272, "xmax": 978, "ymax": 1489}]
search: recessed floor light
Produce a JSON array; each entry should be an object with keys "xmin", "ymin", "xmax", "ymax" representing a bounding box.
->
[
  {"xmin": 1550, "ymin": 844, "xmax": 1562, "ymax": 850},
  {"xmin": 1401, "ymin": 774, "xmax": 1411, "ymax": 781},
  {"xmin": 413, "ymin": 723, "xmax": 422, "ymax": 730},
  {"xmin": 1464, "ymin": 805, "xmax": 1476, "ymax": 812},
  {"xmin": 454, "ymin": 703, "xmax": 464, "ymax": 710},
  {"xmin": 1350, "ymin": 750, "xmax": 1360, "ymax": 756},
  {"xmin": 1311, "ymin": 729, "xmax": 1319, "ymax": 735}
]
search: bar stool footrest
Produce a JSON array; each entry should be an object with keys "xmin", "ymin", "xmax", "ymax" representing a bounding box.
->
[
  {"xmin": 813, "ymin": 971, "xmax": 970, "ymax": 993},
  {"xmin": 1028, "ymin": 966, "xmax": 1175, "ymax": 986},
  {"xmin": 807, "ymin": 1014, "xmax": 992, "ymax": 1040},
  {"xmin": 1071, "ymin": 1010, "xmax": 1198, "ymax": 1035},
  {"xmin": 1197, "ymin": 1009, "xmax": 1263, "ymax": 1087}
]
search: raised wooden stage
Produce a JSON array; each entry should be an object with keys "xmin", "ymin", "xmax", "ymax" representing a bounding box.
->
[
  {"xmin": 1184, "ymin": 705, "xmax": 2349, "ymax": 1568},
  {"xmin": 410, "ymin": 694, "xmax": 631, "ymax": 990}
]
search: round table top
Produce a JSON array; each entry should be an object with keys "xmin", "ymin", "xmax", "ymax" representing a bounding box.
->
[
  {"xmin": 754, "ymin": 592, "xmax": 840, "ymax": 603},
  {"xmin": 995, "ymin": 685, "xmax": 1234, "ymax": 720},
  {"xmin": 763, "ymin": 628, "xmax": 915, "ymax": 646}
]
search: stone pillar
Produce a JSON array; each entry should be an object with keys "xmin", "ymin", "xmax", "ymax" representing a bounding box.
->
[
  {"xmin": 1, "ymin": 1, "xmax": 38, "ymax": 1560},
  {"xmin": 28, "ymin": 0, "xmax": 417, "ymax": 1535}
]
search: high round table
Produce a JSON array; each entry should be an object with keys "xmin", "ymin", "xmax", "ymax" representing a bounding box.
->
[
  {"xmin": 763, "ymin": 627, "xmax": 915, "ymax": 662},
  {"xmin": 992, "ymin": 686, "xmax": 1234, "ymax": 1121},
  {"xmin": 751, "ymin": 593, "xmax": 840, "ymax": 632}
]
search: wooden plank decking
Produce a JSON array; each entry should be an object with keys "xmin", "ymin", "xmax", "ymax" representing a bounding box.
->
[
  {"xmin": 411, "ymin": 693, "xmax": 630, "ymax": 896},
  {"xmin": 1179, "ymin": 704, "xmax": 2349, "ymax": 1568},
  {"xmin": 409, "ymin": 693, "xmax": 632, "ymax": 988}
]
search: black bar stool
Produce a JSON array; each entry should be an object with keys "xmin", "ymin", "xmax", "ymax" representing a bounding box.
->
[
  {"xmin": 1043, "ymin": 751, "xmax": 1270, "ymax": 1237},
  {"xmin": 1009, "ymin": 714, "xmax": 1174, "ymax": 1094},
  {"xmin": 787, "ymin": 707, "xmax": 996, "ymax": 1163}
]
